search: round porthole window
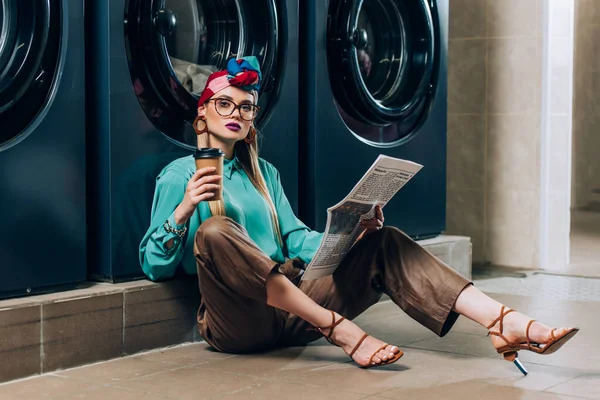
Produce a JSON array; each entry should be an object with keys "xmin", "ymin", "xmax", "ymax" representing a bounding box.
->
[
  {"xmin": 0, "ymin": 0, "xmax": 62, "ymax": 149},
  {"xmin": 327, "ymin": 0, "xmax": 440, "ymax": 147},
  {"xmin": 125, "ymin": 0, "xmax": 282, "ymax": 149}
]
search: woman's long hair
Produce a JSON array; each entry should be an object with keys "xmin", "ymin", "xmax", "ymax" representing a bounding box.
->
[{"xmin": 198, "ymin": 93, "xmax": 283, "ymax": 244}]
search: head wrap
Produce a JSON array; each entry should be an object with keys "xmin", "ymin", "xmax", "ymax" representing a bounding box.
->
[{"xmin": 197, "ymin": 56, "xmax": 262, "ymax": 106}]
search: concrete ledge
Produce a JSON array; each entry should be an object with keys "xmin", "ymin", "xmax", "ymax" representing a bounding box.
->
[
  {"xmin": 418, "ymin": 235, "xmax": 472, "ymax": 280},
  {"xmin": 0, "ymin": 235, "xmax": 471, "ymax": 384},
  {"xmin": 0, "ymin": 279, "xmax": 201, "ymax": 384}
]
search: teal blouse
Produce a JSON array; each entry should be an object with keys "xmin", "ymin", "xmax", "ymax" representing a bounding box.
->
[{"xmin": 139, "ymin": 155, "xmax": 323, "ymax": 281}]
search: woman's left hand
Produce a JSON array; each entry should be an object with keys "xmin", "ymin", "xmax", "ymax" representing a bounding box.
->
[{"xmin": 358, "ymin": 205, "xmax": 384, "ymax": 236}]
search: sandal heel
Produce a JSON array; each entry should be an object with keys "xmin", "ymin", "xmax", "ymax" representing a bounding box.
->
[
  {"xmin": 503, "ymin": 351, "xmax": 528, "ymax": 376},
  {"xmin": 513, "ymin": 357, "xmax": 529, "ymax": 376},
  {"xmin": 488, "ymin": 306, "xmax": 578, "ymax": 376},
  {"xmin": 503, "ymin": 351, "xmax": 518, "ymax": 362}
]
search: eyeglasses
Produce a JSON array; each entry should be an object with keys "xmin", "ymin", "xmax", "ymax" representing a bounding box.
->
[{"xmin": 208, "ymin": 98, "xmax": 260, "ymax": 121}]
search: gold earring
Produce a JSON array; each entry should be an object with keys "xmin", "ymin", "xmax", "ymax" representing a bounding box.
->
[
  {"xmin": 193, "ymin": 115, "xmax": 208, "ymax": 135},
  {"xmin": 244, "ymin": 126, "xmax": 257, "ymax": 144}
]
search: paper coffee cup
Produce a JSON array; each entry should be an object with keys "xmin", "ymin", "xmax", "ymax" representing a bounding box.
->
[{"xmin": 194, "ymin": 148, "xmax": 224, "ymax": 200}]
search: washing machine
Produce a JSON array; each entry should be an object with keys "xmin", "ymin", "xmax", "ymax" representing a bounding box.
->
[
  {"xmin": 86, "ymin": 0, "xmax": 299, "ymax": 281},
  {"xmin": 299, "ymin": 0, "xmax": 448, "ymax": 239},
  {"xmin": 0, "ymin": 0, "xmax": 86, "ymax": 298}
]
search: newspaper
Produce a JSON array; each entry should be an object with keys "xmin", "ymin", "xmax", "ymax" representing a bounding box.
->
[{"xmin": 301, "ymin": 155, "xmax": 423, "ymax": 281}]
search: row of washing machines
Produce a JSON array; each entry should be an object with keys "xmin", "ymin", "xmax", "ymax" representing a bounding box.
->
[{"xmin": 0, "ymin": 0, "xmax": 448, "ymax": 298}]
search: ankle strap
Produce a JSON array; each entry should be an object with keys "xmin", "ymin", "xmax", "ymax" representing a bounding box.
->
[
  {"xmin": 309, "ymin": 310, "xmax": 346, "ymax": 339},
  {"xmin": 486, "ymin": 305, "xmax": 515, "ymax": 333},
  {"xmin": 350, "ymin": 333, "xmax": 369, "ymax": 357},
  {"xmin": 525, "ymin": 319, "xmax": 536, "ymax": 347}
]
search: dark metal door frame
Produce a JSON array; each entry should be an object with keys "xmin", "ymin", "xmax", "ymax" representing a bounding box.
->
[{"xmin": 0, "ymin": 0, "xmax": 62, "ymax": 150}]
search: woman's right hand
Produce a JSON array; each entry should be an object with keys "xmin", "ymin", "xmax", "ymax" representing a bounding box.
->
[{"xmin": 174, "ymin": 167, "xmax": 222, "ymax": 225}]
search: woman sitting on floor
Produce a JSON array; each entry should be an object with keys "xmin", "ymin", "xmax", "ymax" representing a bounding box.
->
[{"xmin": 140, "ymin": 56, "xmax": 578, "ymax": 372}]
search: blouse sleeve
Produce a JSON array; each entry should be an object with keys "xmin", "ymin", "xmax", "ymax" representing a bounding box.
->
[
  {"xmin": 267, "ymin": 164, "xmax": 323, "ymax": 263},
  {"xmin": 139, "ymin": 172, "xmax": 188, "ymax": 281}
]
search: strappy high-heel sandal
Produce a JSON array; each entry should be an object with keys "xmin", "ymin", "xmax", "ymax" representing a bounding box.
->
[
  {"xmin": 488, "ymin": 306, "xmax": 579, "ymax": 375},
  {"xmin": 312, "ymin": 310, "xmax": 404, "ymax": 368}
]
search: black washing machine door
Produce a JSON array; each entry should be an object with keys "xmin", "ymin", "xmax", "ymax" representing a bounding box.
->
[
  {"xmin": 0, "ymin": 0, "xmax": 61, "ymax": 150},
  {"xmin": 124, "ymin": 0, "xmax": 283, "ymax": 149},
  {"xmin": 327, "ymin": 0, "xmax": 440, "ymax": 147}
]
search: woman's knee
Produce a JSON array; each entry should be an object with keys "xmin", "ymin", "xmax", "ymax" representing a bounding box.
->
[
  {"xmin": 375, "ymin": 226, "xmax": 415, "ymax": 251},
  {"xmin": 380, "ymin": 226, "xmax": 411, "ymax": 241},
  {"xmin": 369, "ymin": 226, "xmax": 405, "ymax": 243},
  {"xmin": 194, "ymin": 215, "xmax": 235, "ymax": 252}
]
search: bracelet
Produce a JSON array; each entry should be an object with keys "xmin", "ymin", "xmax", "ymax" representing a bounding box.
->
[{"xmin": 164, "ymin": 219, "xmax": 188, "ymax": 239}]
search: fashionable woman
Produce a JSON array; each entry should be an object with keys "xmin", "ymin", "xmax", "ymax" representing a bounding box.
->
[{"xmin": 140, "ymin": 57, "xmax": 578, "ymax": 372}]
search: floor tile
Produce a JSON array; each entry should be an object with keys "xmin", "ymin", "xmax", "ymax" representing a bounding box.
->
[
  {"xmin": 264, "ymin": 361, "xmax": 412, "ymax": 396},
  {"xmin": 270, "ymin": 348, "xmax": 519, "ymax": 396},
  {"xmin": 110, "ymin": 364, "xmax": 258, "ymax": 400},
  {"xmin": 512, "ymin": 344, "xmax": 599, "ymax": 373},
  {"xmin": 485, "ymin": 292, "xmax": 562, "ymax": 313},
  {"xmin": 0, "ymin": 375, "xmax": 103, "ymax": 400},
  {"xmin": 197, "ymin": 342, "xmax": 347, "ymax": 379},
  {"xmin": 352, "ymin": 300, "xmax": 404, "ymax": 325},
  {"xmin": 217, "ymin": 381, "xmax": 365, "ymax": 400},
  {"xmin": 55, "ymin": 356, "xmax": 186, "ymax": 384},
  {"xmin": 372, "ymin": 380, "xmax": 586, "ymax": 399},
  {"xmin": 534, "ymin": 300, "xmax": 600, "ymax": 328},
  {"xmin": 137, "ymin": 343, "xmax": 237, "ymax": 366},
  {"xmin": 474, "ymin": 273, "xmax": 600, "ymax": 302},
  {"xmin": 489, "ymin": 364, "xmax": 585, "ymax": 391},
  {"xmin": 450, "ymin": 314, "xmax": 489, "ymax": 335},
  {"xmin": 405, "ymin": 331, "xmax": 501, "ymax": 359},
  {"xmin": 68, "ymin": 385, "xmax": 171, "ymax": 400},
  {"xmin": 546, "ymin": 374, "xmax": 600, "ymax": 399},
  {"xmin": 358, "ymin": 309, "xmax": 438, "ymax": 347}
]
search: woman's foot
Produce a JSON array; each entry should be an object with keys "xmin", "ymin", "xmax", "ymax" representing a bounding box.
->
[
  {"xmin": 321, "ymin": 312, "xmax": 402, "ymax": 367},
  {"xmin": 488, "ymin": 308, "xmax": 575, "ymax": 351}
]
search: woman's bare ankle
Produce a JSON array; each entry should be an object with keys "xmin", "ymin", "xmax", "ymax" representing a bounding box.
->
[{"xmin": 327, "ymin": 317, "xmax": 363, "ymax": 346}]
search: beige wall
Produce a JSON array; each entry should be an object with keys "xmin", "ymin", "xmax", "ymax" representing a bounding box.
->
[
  {"xmin": 446, "ymin": 0, "xmax": 543, "ymax": 267},
  {"xmin": 572, "ymin": 0, "xmax": 600, "ymax": 211}
]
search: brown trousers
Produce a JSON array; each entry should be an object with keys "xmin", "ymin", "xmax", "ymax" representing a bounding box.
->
[{"xmin": 194, "ymin": 216, "xmax": 471, "ymax": 353}]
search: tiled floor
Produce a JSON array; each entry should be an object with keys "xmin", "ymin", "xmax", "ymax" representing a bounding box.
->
[
  {"xmin": 474, "ymin": 272, "xmax": 600, "ymax": 302},
  {"xmin": 1, "ymin": 285, "xmax": 598, "ymax": 400}
]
